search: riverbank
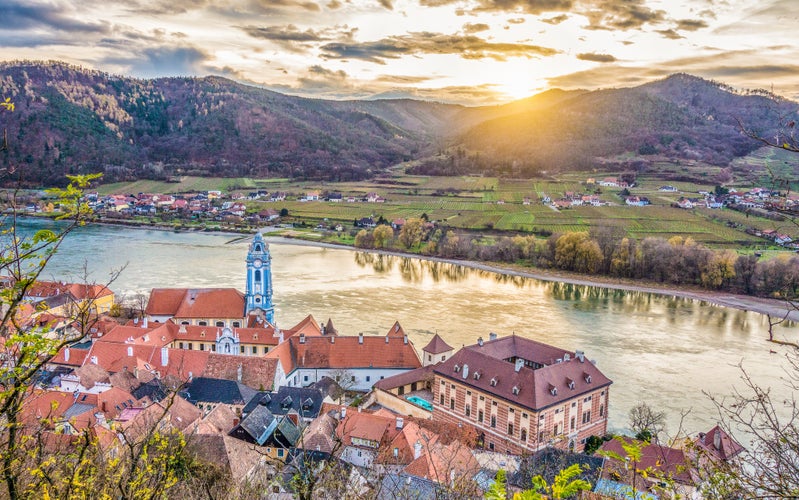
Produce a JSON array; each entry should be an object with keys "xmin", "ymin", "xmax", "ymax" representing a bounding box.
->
[{"xmin": 266, "ymin": 233, "xmax": 799, "ymax": 324}]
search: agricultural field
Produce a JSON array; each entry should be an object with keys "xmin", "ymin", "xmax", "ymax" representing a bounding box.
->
[{"xmin": 97, "ymin": 171, "xmax": 797, "ymax": 250}]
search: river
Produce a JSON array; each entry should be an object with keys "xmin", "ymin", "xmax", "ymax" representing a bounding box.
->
[{"xmin": 13, "ymin": 218, "xmax": 798, "ymax": 439}]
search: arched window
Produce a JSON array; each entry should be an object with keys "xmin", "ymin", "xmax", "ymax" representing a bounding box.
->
[
  {"xmin": 520, "ymin": 429, "xmax": 527, "ymax": 442},
  {"xmin": 254, "ymin": 270, "xmax": 261, "ymax": 281},
  {"xmin": 254, "ymin": 244, "xmax": 261, "ymax": 252}
]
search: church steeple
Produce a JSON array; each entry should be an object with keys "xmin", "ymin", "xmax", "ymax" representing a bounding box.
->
[{"xmin": 245, "ymin": 232, "xmax": 274, "ymax": 324}]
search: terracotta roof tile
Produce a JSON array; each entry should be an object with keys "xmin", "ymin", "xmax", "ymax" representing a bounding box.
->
[
  {"xmin": 695, "ymin": 425, "xmax": 744, "ymax": 461},
  {"xmin": 146, "ymin": 288, "xmax": 245, "ymax": 319}
]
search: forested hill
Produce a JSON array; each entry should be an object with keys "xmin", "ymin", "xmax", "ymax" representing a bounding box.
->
[
  {"xmin": 0, "ymin": 61, "xmax": 463, "ymax": 185},
  {"xmin": 412, "ymin": 74, "xmax": 798, "ymax": 178},
  {"xmin": 0, "ymin": 62, "xmax": 795, "ymax": 186}
]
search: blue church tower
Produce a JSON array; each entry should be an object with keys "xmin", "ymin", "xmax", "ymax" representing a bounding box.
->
[{"xmin": 245, "ymin": 232, "xmax": 274, "ymax": 324}]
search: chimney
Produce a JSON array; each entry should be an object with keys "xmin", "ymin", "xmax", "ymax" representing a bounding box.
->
[
  {"xmin": 161, "ymin": 347, "xmax": 169, "ymax": 367},
  {"xmin": 278, "ymin": 329, "xmax": 284, "ymax": 343},
  {"xmin": 358, "ymin": 333, "xmax": 363, "ymax": 344},
  {"xmin": 477, "ymin": 337, "xmax": 483, "ymax": 347},
  {"xmin": 237, "ymin": 364, "xmax": 243, "ymax": 383},
  {"xmin": 233, "ymin": 417, "xmax": 240, "ymax": 427},
  {"xmin": 341, "ymin": 408, "xmax": 347, "ymax": 419},
  {"xmin": 414, "ymin": 440, "xmax": 422, "ymax": 460},
  {"xmin": 90, "ymin": 356, "xmax": 98, "ymax": 365},
  {"xmin": 127, "ymin": 346, "xmax": 133, "ymax": 357},
  {"xmin": 142, "ymin": 317, "xmax": 148, "ymax": 329},
  {"xmin": 489, "ymin": 332, "xmax": 497, "ymax": 341},
  {"xmin": 385, "ymin": 336, "xmax": 389, "ymax": 344},
  {"xmin": 331, "ymin": 336, "xmax": 335, "ymax": 344},
  {"xmin": 575, "ymin": 350, "xmax": 585, "ymax": 363},
  {"xmin": 179, "ymin": 323, "xmax": 187, "ymax": 334},
  {"xmin": 403, "ymin": 335, "xmax": 408, "ymax": 345},
  {"xmin": 64, "ymin": 348, "xmax": 70, "ymax": 362},
  {"xmin": 299, "ymin": 333, "xmax": 305, "ymax": 344},
  {"xmin": 713, "ymin": 430, "xmax": 721, "ymax": 450},
  {"xmin": 462, "ymin": 364, "xmax": 469, "ymax": 379},
  {"xmin": 396, "ymin": 417, "xmax": 404, "ymax": 429},
  {"xmin": 515, "ymin": 358, "xmax": 524, "ymax": 372},
  {"xmin": 134, "ymin": 317, "xmax": 139, "ymax": 325}
]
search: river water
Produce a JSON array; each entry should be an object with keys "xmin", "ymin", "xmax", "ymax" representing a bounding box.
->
[{"xmin": 15, "ymin": 218, "xmax": 797, "ymax": 438}]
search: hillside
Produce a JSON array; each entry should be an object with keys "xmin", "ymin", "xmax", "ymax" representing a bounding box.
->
[
  {"xmin": 411, "ymin": 74, "xmax": 797, "ymax": 178},
  {"xmin": 0, "ymin": 63, "xmax": 795, "ymax": 186}
]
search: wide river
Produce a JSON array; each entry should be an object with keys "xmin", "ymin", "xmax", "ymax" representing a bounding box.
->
[{"xmin": 16, "ymin": 218, "xmax": 797, "ymax": 439}]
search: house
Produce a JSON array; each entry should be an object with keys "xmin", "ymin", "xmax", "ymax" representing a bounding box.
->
[
  {"xmin": 431, "ymin": 334, "xmax": 612, "ymax": 455},
  {"xmin": 305, "ymin": 191, "xmax": 320, "ymax": 201},
  {"xmin": 658, "ymin": 185, "xmax": 678, "ymax": 192},
  {"xmin": 370, "ymin": 365, "xmax": 435, "ymax": 418},
  {"xmin": 677, "ymin": 198, "xmax": 694, "ymax": 209},
  {"xmin": 599, "ymin": 177, "xmax": 618, "ymax": 187},
  {"xmin": 523, "ymin": 197, "xmax": 532, "ymax": 205},
  {"xmin": 422, "ymin": 334, "xmax": 454, "ymax": 366},
  {"xmin": 24, "ymin": 281, "xmax": 116, "ymax": 316},
  {"xmin": 357, "ymin": 217, "xmax": 376, "ymax": 228},
  {"xmin": 328, "ymin": 192, "xmax": 343, "ymax": 202},
  {"xmin": 181, "ymin": 376, "xmax": 258, "ymax": 414},
  {"xmin": 625, "ymin": 196, "xmax": 649, "ymax": 207},
  {"xmin": 694, "ymin": 425, "xmax": 744, "ymax": 463},
  {"xmin": 239, "ymin": 385, "xmax": 327, "ymax": 423},
  {"xmin": 229, "ymin": 404, "xmax": 302, "ymax": 461},
  {"xmin": 267, "ymin": 322, "xmax": 422, "ymax": 391}
]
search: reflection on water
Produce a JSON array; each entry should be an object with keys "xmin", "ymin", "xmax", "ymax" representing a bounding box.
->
[{"xmin": 10, "ymin": 218, "xmax": 799, "ymax": 436}]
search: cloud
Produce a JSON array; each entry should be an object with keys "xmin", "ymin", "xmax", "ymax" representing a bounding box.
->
[
  {"xmin": 418, "ymin": 0, "xmax": 573, "ymax": 15},
  {"xmin": 507, "ymin": 17, "xmax": 526, "ymax": 24},
  {"xmin": 656, "ymin": 29, "xmax": 684, "ymax": 40},
  {"xmin": 675, "ymin": 19, "xmax": 708, "ymax": 31},
  {"xmin": 581, "ymin": 1, "xmax": 666, "ymax": 30},
  {"xmin": 321, "ymin": 32, "xmax": 559, "ymax": 64},
  {"xmin": 463, "ymin": 23, "xmax": 491, "ymax": 34},
  {"xmin": 104, "ymin": 46, "xmax": 212, "ymax": 78},
  {"xmin": 378, "ymin": 0, "xmax": 393, "ymax": 9},
  {"xmin": 0, "ymin": 1, "xmax": 110, "ymax": 37},
  {"xmin": 240, "ymin": 24, "xmax": 329, "ymax": 42},
  {"xmin": 576, "ymin": 52, "xmax": 617, "ymax": 63},
  {"xmin": 541, "ymin": 14, "xmax": 568, "ymax": 24},
  {"xmin": 375, "ymin": 74, "xmax": 435, "ymax": 84}
]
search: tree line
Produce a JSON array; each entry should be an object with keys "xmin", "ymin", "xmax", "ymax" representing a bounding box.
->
[{"xmin": 355, "ymin": 220, "xmax": 799, "ymax": 299}]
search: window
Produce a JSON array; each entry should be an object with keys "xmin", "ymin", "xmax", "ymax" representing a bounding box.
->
[
  {"xmin": 478, "ymin": 410, "xmax": 484, "ymax": 423},
  {"xmin": 178, "ymin": 342, "xmax": 184, "ymax": 349},
  {"xmin": 233, "ymin": 321, "xmax": 240, "ymax": 328},
  {"xmin": 211, "ymin": 345, "xmax": 216, "ymax": 352},
  {"xmin": 520, "ymin": 429, "xmax": 527, "ymax": 442},
  {"xmin": 216, "ymin": 321, "xmax": 224, "ymax": 327},
  {"xmin": 366, "ymin": 376, "xmax": 371, "ymax": 382},
  {"xmin": 488, "ymin": 442, "xmax": 494, "ymax": 451},
  {"xmin": 571, "ymin": 416, "xmax": 576, "ymax": 431},
  {"xmin": 466, "ymin": 390, "xmax": 471, "ymax": 396},
  {"xmin": 277, "ymin": 449, "xmax": 284, "ymax": 458},
  {"xmin": 538, "ymin": 431, "xmax": 544, "ymax": 442},
  {"xmin": 351, "ymin": 375, "xmax": 355, "ymax": 382},
  {"xmin": 428, "ymin": 354, "xmax": 431, "ymax": 361},
  {"xmin": 188, "ymin": 343, "xmax": 193, "ymax": 350},
  {"xmin": 599, "ymin": 404, "xmax": 604, "ymax": 417},
  {"xmin": 199, "ymin": 344, "xmax": 205, "ymax": 351},
  {"xmin": 180, "ymin": 321, "xmax": 189, "ymax": 325},
  {"xmin": 490, "ymin": 415, "xmax": 496, "ymax": 428},
  {"xmin": 304, "ymin": 375, "xmax": 309, "ymax": 382},
  {"xmin": 263, "ymin": 346, "xmax": 268, "ymax": 353},
  {"xmin": 465, "ymin": 404, "xmax": 471, "ymax": 417},
  {"xmin": 582, "ymin": 411, "xmax": 591, "ymax": 424},
  {"xmin": 584, "ymin": 396, "xmax": 592, "ymax": 403},
  {"xmin": 198, "ymin": 321, "xmax": 207, "ymax": 326},
  {"xmin": 507, "ymin": 423, "xmax": 514, "ymax": 436},
  {"xmin": 522, "ymin": 412, "xmax": 528, "ymax": 419},
  {"xmin": 398, "ymin": 386, "xmax": 405, "ymax": 396},
  {"xmin": 255, "ymin": 270, "xmax": 261, "ymax": 281},
  {"xmin": 240, "ymin": 346, "xmax": 245, "ymax": 353},
  {"xmin": 479, "ymin": 396, "xmax": 485, "ymax": 401},
  {"xmin": 440, "ymin": 394, "xmax": 444, "ymax": 405},
  {"xmin": 450, "ymin": 398, "xmax": 455, "ymax": 410}
]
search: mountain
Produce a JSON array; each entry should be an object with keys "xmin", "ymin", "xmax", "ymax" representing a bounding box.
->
[
  {"xmin": 0, "ymin": 62, "xmax": 794, "ymax": 186},
  {"xmin": 411, "ymin": 73, "xmax": 797, "ymax": 178}
]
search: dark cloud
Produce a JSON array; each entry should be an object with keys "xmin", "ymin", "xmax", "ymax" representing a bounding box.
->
[
  {"xmin": 240, "ymin": 24, "xmax": 328, "ymax": 42},
  {"xmin": 582, "ymin": 1, "xmax": 666, "ymax": 30},
  {"xmin": 656, "ymin": 29, "xmax": 684, "ymax": 40},
  {"xmin": 576, "ymin": 52, "xmax": 617, "ymax": 63},
  {"xmin": 327, "ymin": 0, "xmax": 343, "ymax": 8},
  {"xmin": 122, "ymin": 0, "xmax": 209, "ymax": 15},
  {"xmin": 675, "ymin": 19, "xmax": 708, "ymax": 31},
  {"xmin": 421, "ymin": 0, "xmax": 573, "ymax": 15},
  {"xmin": 541, "ymin": 14, "xmax": 568, "ymax": 24},
  {"xmin": 0, "ymin": 2, "xmax": 110, "ymax": 36},
  {"xmin": 463, "ymin": 23, "xmax": 491, "ymax": 34},
  {"xmin": 321, "ymin": 32, "xmax": 558, "ymax": 64},
  {"xmin": 378, "ymin": 0, "xmax": 393, "ymax": 10}
]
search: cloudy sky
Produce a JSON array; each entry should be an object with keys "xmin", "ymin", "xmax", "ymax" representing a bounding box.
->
[{"xmin": 1, "ymin": 0, "xmax": 797, "ymax": 104}]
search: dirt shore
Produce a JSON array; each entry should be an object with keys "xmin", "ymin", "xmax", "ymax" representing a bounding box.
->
[{"xmin": 266, "ymin": 234, "xmax": 799, "ymax": 322}]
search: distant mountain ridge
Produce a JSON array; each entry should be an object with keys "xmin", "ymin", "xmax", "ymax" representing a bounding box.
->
[{"xmin": 0, "ymin": 62, "xmax": 794, "ymax": 185}]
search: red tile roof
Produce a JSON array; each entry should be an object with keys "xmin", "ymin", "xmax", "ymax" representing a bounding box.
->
[
  {"xmin": 267, "ymin": 334, "xmax": 422, "ymax": 373},
  {"xmin": 695, "ymin": 425, "xmax": 744, "ymax": 462},
  {"xmin": 145, "ymin": 288, "xmax": 245, "ymax": 319},
  {"xmin": 422, "ymin": 333, "xmax": 453, "ymax": 354},
  {"xmin": 601, "ymin": 437, "xmax": 694, "ymax": 485},
  {"xmin": 433, "ymin": 335, "xmax": 611, "ymax": 411}
]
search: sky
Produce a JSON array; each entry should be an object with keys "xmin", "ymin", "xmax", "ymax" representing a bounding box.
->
[{"xmin": 0, "ymin": 0, "xmax": 797, "ymax": 105}]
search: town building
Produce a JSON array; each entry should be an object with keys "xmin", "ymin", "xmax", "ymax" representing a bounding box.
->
[{"xmin": 431, "ymin": 334, "xmax": 611, "ymax": 455}]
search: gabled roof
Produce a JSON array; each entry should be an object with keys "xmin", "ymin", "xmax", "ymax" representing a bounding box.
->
[
  {"xmin": 242, "ymin": 386, "xmax": 325, "ymax": 419},
  {"xmin": 695, "ymin": 425, "xmax": 744, "ymax": 462},
  {"xmin": 282, "ymin": 314, "xmax": 322, "ymax": 338},
  {"xmin": 600, "ymin": 437, "xmax": 694, "ymax": 485},
  {"xmin": 266, "ymin": 334, "xmax": 422, "ymax": 374},
  {"xmin": 373, "ymin": 365, "xmax": 434, "ymax": 391},
  {"xmin": 422, "ymin": 334, "xmax": 453, "ymax": 355},
  {"xmin": 182, "ymin": 377, "xmax": 257, "ymax": 405},
  {"xmin": 239, "ymin": 405, "xmax": 277, "ymax": 446},
  {"xmin": 386, "ymin": 321, "xmax": 406, "ymax": 338},
  {"xmin": 432, "ymin": 335, "xmax": 611, "ymax": 411},
  {"xmin": 145, "ymin": 288, "xmax": 245, "ymax": 319}
]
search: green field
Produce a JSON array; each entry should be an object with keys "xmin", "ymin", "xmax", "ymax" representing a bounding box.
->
[{"xmin": 96, "ymin": 171, "xmax": 798, "ymax": 250}]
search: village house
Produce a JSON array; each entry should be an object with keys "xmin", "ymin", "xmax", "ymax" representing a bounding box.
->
[{"xmin": 431, "ymin": 334, "xmax": 611, "ymax": 455}]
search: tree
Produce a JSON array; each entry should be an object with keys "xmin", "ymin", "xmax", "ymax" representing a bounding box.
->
[
  {"xmin": 398, "ymin": 218, "xmax": 424, "ymax": 249},
  {"xmin": 372, "ymin": 224, "xmax": 393, "ymax": 249},
  {"xmin": 628, "ymin": 402, "xmax": 666, "ymax": 443}
]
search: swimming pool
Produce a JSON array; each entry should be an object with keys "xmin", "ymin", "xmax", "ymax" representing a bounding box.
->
[{"xmin": 406, "ymin": 395, "xmax": 433, "ymax": 411}]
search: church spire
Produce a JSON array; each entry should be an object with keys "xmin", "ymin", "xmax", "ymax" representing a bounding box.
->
[{"xmin": 245, "ymin": 232, "xmax": 274, "ymax": 324}]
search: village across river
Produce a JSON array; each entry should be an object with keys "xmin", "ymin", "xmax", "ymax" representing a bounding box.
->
[{"xmin": 21, "ymin": 217, "xmax": 795, "ymax": 438}]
